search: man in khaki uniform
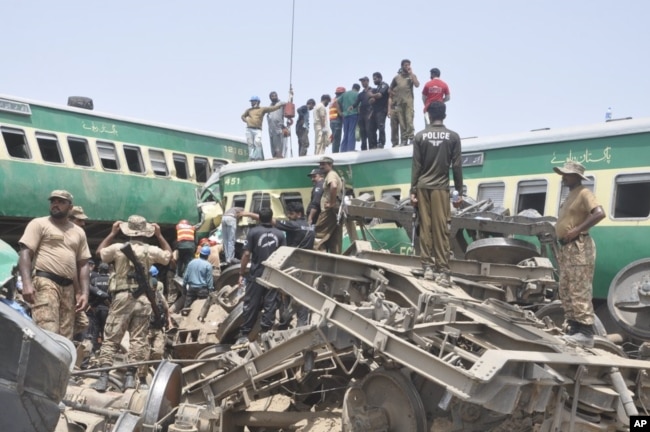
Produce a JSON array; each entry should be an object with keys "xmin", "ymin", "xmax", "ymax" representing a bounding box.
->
[
  {"xmin": 315, "ymin": 156, "xmax": 343, "ymax": 254},
  {"xmin": 18, "ymin": 190, "xmax": 91, "ymax": 340},
  {"xmin": 390, "ymin": 59, "xmax": 420, "ymax": 147},
  {"xmin": 93, "ymin": 215, "xmax": 171, "ymax": 392},
  {"xmin": 554, "ymin": 161, "xmax": 605, "ymax": 348}
]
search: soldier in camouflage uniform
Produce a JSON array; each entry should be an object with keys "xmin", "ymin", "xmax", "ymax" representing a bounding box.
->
[
  {"xmin": 93, "ymin": 215, "xmax": 171, "ymax": 392},
  {"xmin": 18, "ymin": 190, "xmax": 91, "ymax": 340},
  {"xmin": 147, "ymin": 266, "xmax": 173, "ymax": 360},
  {"xmin": 554, "ymin": 161, "xmax": 605, "ymax": 348}
]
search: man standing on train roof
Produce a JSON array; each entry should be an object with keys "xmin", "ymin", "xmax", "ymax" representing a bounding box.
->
[
  {"xmin": 422, "ymin": 68, "xmax": 450, "ymax": 115},
  {"xmin": 315, "ymin": 157, "xmax": 343, "ymax": 254},
  {"xmin": 390, "ymin": 59, "xmax": 420, "ymax": 146},
  {"xmin": 18, "ymin": 190, "xmax": 92, "ymax": 340},
  {"xmin": 296, "ymin": 99, "xmax": 316, "ymax": 156},
  {"xmin": 267, "ymin": 91, "xmax": 292, "ymax": 159},
  {"xmin": 367, "ymin": 72, "xmax": 390, "ymax": 149},
  {"xmin": 338, "ymin": 84, "xmax": 360, "ymax": 153},
  {"xmin": 411, "ymin": 102, "xmax": 462, "ymax": 286},
  {"xmin": 175, "ymin": 219, "xmax": 196, "ymax": 277},
  {"xmin": 329, "ymin": 87, "xmax": 345, "ymax": 153},
  {"xmin": 355, "ymin": 76, "xmax": 373, "ymax": 151},
  {"xmin": 236, "ymin": 207, "xmax": 286, "ymax": 345},
  {"xmin": 554, "ymin": 161, "xmax": 605, "ymax": 348},
  {"xmin": 306, "ymin": 168, "xmax": 324, "ymax": 226},
  {"xmin": 93, "ymin": 215, "xmax": 172, "ymax": 392},
  {"xmin": 241, "ymin": 95, "xmax": 285, "ymax": 161},
  {"xmin": 313, "ymin": 94, "xmax": 332, "ymax": 155}
]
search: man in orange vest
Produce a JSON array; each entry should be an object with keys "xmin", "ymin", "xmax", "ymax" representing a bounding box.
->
[
  {"xmin": 175, "ymin": 219, "xmax": 195, "ymax": 277},
  {"xmin": 329, "ymin": 87, "xmax": 345, "ymax": 153}
]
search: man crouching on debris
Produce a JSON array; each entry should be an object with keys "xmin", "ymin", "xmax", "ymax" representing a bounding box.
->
[{"xmin": 235, "ymin": 208, "xmax": 286, "ymax": 345}]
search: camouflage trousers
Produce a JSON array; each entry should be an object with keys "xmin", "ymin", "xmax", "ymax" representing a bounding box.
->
[
  {"xmin": 31, "ymin": 275, "xmax": 75, "ymax": 340},
  {"xmin": 97, "ymin": 291, "xmax": 152, "ymax": 377},
  {"xmin": 148, "ymin": 328, "xmax": 166, "ymax": 360},
  {"xmin": 558, "ymin": 235, "xmax": 596, "ymax": 325}
]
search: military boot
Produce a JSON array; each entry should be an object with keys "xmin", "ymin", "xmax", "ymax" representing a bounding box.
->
[
  {"xmin": 562, "ymin": 323, "xmax": 594, "ymax": 348},
  {"xmin": 423, "ymin": 266, "xmax": 435, "ymax": 281},
  {"xmin": 93, "ymin": 371, "xmax": 109, "ymax": 393},
  {"xmin": 124, "ymin": 367, "xmax": 137, "ymax": 390}
]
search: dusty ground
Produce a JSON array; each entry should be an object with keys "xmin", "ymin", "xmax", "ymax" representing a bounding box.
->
[{"xmin": 248, "ymin": 395, "xmax": 342, "ymax": 432}]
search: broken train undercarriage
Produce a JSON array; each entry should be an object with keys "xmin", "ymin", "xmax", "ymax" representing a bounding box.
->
[{"xmin": 52, "ymin": 245, "xmax": 650, "ymax": 432}]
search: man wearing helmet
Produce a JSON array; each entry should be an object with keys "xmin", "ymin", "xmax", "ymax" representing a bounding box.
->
[
  {"xmin": 182, "ymin": 245, "xmax": 214, "ymax": 309},
  {"xmin": 241, "ymin": 95, "xmax": 285, "ymax": 161}
]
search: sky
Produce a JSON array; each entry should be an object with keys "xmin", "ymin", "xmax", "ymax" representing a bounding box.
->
[{"xmin": 3, "ymin": 1, "xmax": 650, "ymax": 159}]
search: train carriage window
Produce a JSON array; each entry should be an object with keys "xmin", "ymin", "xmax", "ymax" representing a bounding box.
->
[
  {"xmin": 97, "ymin": 141, "xmax": 119, "ymax": 171},
  {"xmin": 613, "ymin": 173, "xmax": 650, "ymax": 219},
  {"xmin": 194, "ymin": 157, "xmax": 210, "ymax": 183},
  {"xmin": 149, "ymin": 149, "xmax": 168, "ymax": 176},
  {"xmin": 212, "ymin": 158, "xmax": 227, "ymax": 173},
  {"xmin": 36, "ymin": 133, "xmax": 63, "ymax": 163},
  {"xmin": 123, "ymin": 145, "xmax": 145, "ymax": 173},
  {"xmin": 2, "ymin": 127, "xmax": 31, "ymax": 159},
  {"xmin": 68, "ymin": 137, "xmax": 92, "ymax": 167},
  {"xmin": 232, "ymin": 194, "xmax": 246, "ymax": 209},
  {"xmin": 280, "ymin": 192, "xmax": 304, "ymax": 213},
  {"xmin": 357, "ymin": 190, "xmax": 375, "ymax": 201},
  {"xmin": 478, "ymin": 182, "xmax": 505, "ymax": 208},
  {"xmin": 381, "ymin": 189, "xmax": 401, "ymax": 202},
  {"xmin": 250, "ymin": 192, "xmax": 271, "ymax": 213},
  {"xmin": 173, "ymin": 154, "xmax": 188, "ymax": 179},
  {"xmin": 558, "ymin": 176, "xmax": 594, "ymax": 212},
  {"xmin": 516, "ymin": 179, "xmax": 547, "ymax": 215}
]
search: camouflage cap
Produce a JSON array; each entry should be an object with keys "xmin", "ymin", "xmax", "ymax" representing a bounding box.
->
[
  {"xmin": 119, "ymin": 215, "xmax": 155, "ymax": 237},
  {"xmin": 553, "ymin": 161, "xmax": 589, "ymax": 180},
  {"xmin": 307, "ymin": 168, "xmax": 324, "ymax": 177},
  {"xmin": 69, "ymin": 205, "xmax": 88, "ymax": 220},
  {"xmin": 49, "ymin": 190, "xmax": 73, "ymax": 202},
  {"xmin": 319, "ymin": 156, "xmax": 334, "ymax": 164}
]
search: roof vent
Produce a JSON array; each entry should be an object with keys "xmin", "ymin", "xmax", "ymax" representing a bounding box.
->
[{"xmin": 67, "ymin": 96, "xmax": 94, "ymax": 110}]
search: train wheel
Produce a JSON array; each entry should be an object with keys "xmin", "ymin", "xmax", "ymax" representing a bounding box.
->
[
  {"xmin": 607, "ymin": 258, "xmax": 650, "ymax": 340},
  {"xmin": 342, "ymin": 369, "xmax": 427, "ymax": 432}
]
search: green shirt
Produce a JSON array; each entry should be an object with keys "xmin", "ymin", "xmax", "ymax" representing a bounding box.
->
[{"xmin": 338, "ymin": 90, "xmax": 359, "ymax": 117}]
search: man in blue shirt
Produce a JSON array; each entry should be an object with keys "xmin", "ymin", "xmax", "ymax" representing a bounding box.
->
[{"xmin": 182, "ymin": 245, "xmax": 214, "ymax": 308}]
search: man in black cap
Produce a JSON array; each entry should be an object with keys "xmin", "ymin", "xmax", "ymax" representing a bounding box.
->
[
  {"xmin": 306, "ymin": 168, "xmax": 324, "ymax": 225},
  {"xmin": 315, "ymin": 157, "xmax": 343, "ymax": 254}
]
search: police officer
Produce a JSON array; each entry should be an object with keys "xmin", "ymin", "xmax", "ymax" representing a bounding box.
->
[
  {"xmin": 236, "ymin": 208, "xmax": 286, "ymax": 344},
  {"xmin": 86, "ymin": 262, "xmax": 111, "ymax": 352}
]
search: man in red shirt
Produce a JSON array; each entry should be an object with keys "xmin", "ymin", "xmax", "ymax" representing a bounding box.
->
[{"xmin": 422, "ymin": 68, "xmax": 450, "ymax": 114}]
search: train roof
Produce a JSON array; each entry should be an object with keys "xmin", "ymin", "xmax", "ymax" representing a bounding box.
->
[
  {"xmin": 0, "ymin": 94, "xmax": 246, "ymax": 144},
  {"xmin": 211, "ymin": 116, "xmax": 650, "ymax": 182}
]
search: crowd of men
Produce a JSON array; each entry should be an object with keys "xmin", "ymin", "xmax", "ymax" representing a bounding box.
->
[{"xmin": 242, "ymin": 60, "xmax": 451, "ymax": 160}]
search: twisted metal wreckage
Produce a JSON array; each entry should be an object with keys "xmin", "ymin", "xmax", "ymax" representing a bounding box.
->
[{"xmin": 3, "ymin": 201, "xmax": 650, "ymax": 432}]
